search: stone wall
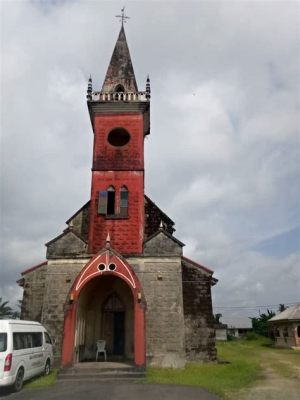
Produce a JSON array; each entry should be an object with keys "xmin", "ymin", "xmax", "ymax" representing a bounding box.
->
[
  {"xmin": 40, "ymin": 259, "xmax": 89, "ymax": 361},
  {"xmin": 144, "ymin": 231, "xmax": 183, "ymax": 257},
  {"xmin": 67, "ymin": 202, "xmax": 90, "ymax": 241},
  {"xmin": 129, "ymin": 256, "xmax": 186, "ymax": 368},
  {"xmin": 21, "ymin": 264, "xmax": 47, "ymax": 322},
  {"xmin": 182, "ymin": 259, "xmax": 217, "ymax": 362},
  {"xmin": 46, "ymin": 231, "xmax": 88, "ymax": 259}
]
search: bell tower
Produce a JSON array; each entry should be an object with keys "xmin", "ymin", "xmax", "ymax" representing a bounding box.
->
[{"xmin": 87, "ymin": 23, "xmax": 150, "ymax": 255}]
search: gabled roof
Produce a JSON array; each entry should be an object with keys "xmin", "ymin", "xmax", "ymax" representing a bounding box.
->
[
  {"xmin": 66, "ymin": 201, "xmax": 90, "ymax": 225},
  {"xmin": 102, "ymin": 25, "xmax": 138, "ymax": 93},
  {"xmin": 20, "ymin": 261, "xmax": 48, "ymax": 276},
  {"xmin": 182, "ymin": 256, "xmax": 214, "ymax": 275},
  {"xmin": 144, "ymin": 194, "xmax": 175, "ymax": 226},
  {"xmin": 269, "ymin": 304, "xmax": 300, "ymax": 322},
  {"xmin": 45, "ymin": 228, "xmax": 87, "ymax": 247},
  {"xmin": 144, "ymin": 228, "xmax": 185, "ymax": 247}
]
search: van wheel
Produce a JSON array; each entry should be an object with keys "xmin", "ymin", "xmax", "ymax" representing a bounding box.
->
[
  {"xmin": 44, "ymin": 360, "xmax": 51, "ymax": 376},
  {"xmin": 13, "ymin": 368, "xmax": 24, "ymax": 392}
]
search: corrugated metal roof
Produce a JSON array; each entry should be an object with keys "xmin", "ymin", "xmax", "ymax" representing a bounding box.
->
[{"xmin": 269, "ymin": 304, "xmax": 300, "ymax": 322}]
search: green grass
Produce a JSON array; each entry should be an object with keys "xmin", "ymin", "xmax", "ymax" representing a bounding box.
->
[
  {"xmin": 146, "ymin": 338, "xmax": 272, "ymax": 398},
  {"xmin": 24, "ymin": 368, "xmax": 58, "ymax": 389}
]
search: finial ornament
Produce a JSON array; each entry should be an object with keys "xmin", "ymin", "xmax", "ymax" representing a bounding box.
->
[
  {"xmin": 87, "ymin": 75, "xmax": 92, "ymax": 100},
  {"xmin": 106, "ymin": 232, "xmax": 111, "ymax": 249},
  {"xmin": 115, "ymin": 6, "xmax": 130, "ymax": 25},
  {"xmin": 146, "ymin": 75, "xmax": 151, "ymax": 100}
]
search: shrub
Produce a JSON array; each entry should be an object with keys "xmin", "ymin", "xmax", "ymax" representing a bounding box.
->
[{"xmin": 246, "ymin": 331, "xmax": 259, "ymax": 341}]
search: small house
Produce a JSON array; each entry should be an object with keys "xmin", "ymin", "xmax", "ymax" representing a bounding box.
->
[{"xmin": 268, "ymin": 304, "xmax": 300, "ymax": 349}]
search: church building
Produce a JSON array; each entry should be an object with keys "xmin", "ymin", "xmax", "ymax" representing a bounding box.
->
[{"xmin": 18, "ymin": 22, "xmax": 217, "ymax": 369}]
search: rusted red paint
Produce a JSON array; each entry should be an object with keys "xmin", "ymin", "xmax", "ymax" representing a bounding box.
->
[
  {"xmin": 88, "ymin": 113, "xmax": 145, "ymax": 255},
  {"xmin": 61, "ymin": 249, "xmax": 145, "ymax": 367}
]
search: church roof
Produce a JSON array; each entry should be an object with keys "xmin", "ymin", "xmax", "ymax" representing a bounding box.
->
[
  {"xmin": 144, "ymin": 228, "xmax": 185, "ymax": 247},
  {"xmin": 20, "ymin": 261, "xmax": 47, "ymax": 276},
  {"xmin": 182, "ymin": 256, "xmax": 214, "ymax": 275},
  {"xmin": 101, "ymin": 25, "xmax": 138, "ymax": 93}
]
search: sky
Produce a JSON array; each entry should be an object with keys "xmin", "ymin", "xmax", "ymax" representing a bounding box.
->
[{"xmin": 0, "ymin": 0, "xmax": 299, "ymax": 326}]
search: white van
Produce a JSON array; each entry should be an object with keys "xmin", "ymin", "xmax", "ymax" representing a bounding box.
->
[{"xmin": 0, "ymin": 320, "xmax": 54, "ymax": 392}]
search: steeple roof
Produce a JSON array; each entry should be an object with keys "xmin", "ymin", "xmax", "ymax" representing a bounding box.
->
[{"xmin": 102, "ymin": 25, "xmax": 138, "ymax": 93}]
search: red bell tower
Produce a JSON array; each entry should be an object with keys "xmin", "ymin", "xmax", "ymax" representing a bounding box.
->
[{"xmin": 87, "ymin": 24, "xmax": 150, "ymax": 255}]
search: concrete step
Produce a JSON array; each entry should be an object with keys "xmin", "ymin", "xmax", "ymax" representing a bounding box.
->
[{"xmin": 57, "ymin": 362, "xmax": 145, "ymax": 382}]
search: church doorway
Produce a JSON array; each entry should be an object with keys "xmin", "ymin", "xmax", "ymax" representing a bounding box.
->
[
  {"xmin": 74, "ymin": 275, "xmax": 133, "ymax": 362},
  {"xmin": 102, "ymin": 293, "xmax": 125, "ymax": 356},
  {"xmin": 61, "ymin": 250, "xmax": 145, "ymax": 367}
]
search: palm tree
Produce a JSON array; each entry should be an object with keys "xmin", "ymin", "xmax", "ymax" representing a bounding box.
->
[
  {"xmin": 278, "ymin": 304, "xmax": 287, "ymax": 313},
  {"xmin": 0, "ymin": 297, "xmax": 14, "ymax": 319},
  {"xmin": 214, "ymin": 313, "xmax": 223, "ymax": 323}
]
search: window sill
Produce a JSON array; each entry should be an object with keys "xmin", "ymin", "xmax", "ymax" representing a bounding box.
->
[{"xmin": 105, "ymin": 215, "xmax": 128, "ymax": 220}]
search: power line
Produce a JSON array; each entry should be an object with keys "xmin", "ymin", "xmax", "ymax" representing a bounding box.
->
[{"xmin": 213, "ymin": 302, "xmax": 298, "ymax": 310}]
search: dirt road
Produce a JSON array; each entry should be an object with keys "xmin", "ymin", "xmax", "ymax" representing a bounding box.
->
[{"xmin": 227, "ymin": 349, "xmax": 300, "ymax": 400}]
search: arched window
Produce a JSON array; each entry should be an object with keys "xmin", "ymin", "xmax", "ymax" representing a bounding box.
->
[
  {"xmin": 120, "ymin": 186, "xmax": 128, "ymax": 217},
  {"xmin": 115, "ymin": 84, "xmax": 125, "ymax": 93},
  {"xmin": 98, "ymin": 186, "xmax": 115, "ymax": 216},
  {"xmin": 103, "ymin": 293, "xmax": 125, "ymax": 312}
]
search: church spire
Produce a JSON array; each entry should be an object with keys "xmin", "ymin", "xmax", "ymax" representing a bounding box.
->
[{"xmin": 101, "ymin": 25, "xmax": 138, "ymax": 93}]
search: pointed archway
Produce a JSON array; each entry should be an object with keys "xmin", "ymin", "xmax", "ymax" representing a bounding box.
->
[{"xmin": 61, "ymin": 247, "xmax": 145, "ymax": 367}]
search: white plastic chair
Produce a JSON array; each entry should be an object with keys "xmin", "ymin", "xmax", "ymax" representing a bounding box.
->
[{"xmin": 96, "ymin": 340, "xmax": 107, "ymax": 361}]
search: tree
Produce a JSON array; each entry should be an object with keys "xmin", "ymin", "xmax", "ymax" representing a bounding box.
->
[
  {"xmin": 0, "ymin": 297, "xmax": 13, "ymax": 319},
  {"xmin": 250, "ymin": 309, "xmax": 276, "ymax": 337},
  {"xmin": 0, "ymin": 298, "xmax": 20, "ymax": 319},
  {"xmin": 214, "ymin": 313, "xmax": 222, "ymax": 323},
  {"xmin": 278, "ymin": 304, "xmax": 287, "ymax": 313}
]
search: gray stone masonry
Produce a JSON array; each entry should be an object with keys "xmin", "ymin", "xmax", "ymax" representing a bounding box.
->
[
  {"xmin": 46, "ymin": 231, "xmax": 88, "ymax": 259},
  {"xmin": 21, "ymin": 264, "xmax": 47, "ymax": 322},
  {"xmin": 41, "ymin": 259, "xmax": 89, "ymax": 361},
  {"xmin": 143, "ymin": 231, "xmax": 183, "ymax": 257},
  {"xmin": 129, "ymin": 256, "xmax": 186, "ymax": 368},
  {"xmin": 182, "ymin": 259, "xmax": 217, "ymax": 362}
]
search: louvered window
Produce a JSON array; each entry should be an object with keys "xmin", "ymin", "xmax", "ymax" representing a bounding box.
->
[
  {"xmin": 98, "ymin": 191, "xmax": 107, "ymax": 214},
  {"xmin": 98, "ymin": 186, "xmax": 115, "ymax": 215},
  {"xmin": 120, "ymin": 186, "xmax": 128, "ymax": 217}
]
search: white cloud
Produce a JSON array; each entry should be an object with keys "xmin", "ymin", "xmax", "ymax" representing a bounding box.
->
[{"xmin": 0, "ymin": 0, "xmax": 299, "ymax": 322}]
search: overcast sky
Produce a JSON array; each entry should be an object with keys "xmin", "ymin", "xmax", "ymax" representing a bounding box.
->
[{"xmin": 0, "ymin": 0, "xmax": 299, "ymax": 326}]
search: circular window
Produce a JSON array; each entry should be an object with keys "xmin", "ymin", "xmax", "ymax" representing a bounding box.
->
[
  {"xmin": 98, "ymin": 263, "xmax": 106, "ymax": 271},
  {"xmin": 108, "ymin": 263, "xmax": 116, "ymax": 271},
  {"xmin": 108, "ymin": 128, "xmax": 130, "ymax": 147}
]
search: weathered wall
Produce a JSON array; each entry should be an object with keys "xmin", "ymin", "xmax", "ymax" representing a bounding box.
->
[
  {"xmin": 129, "ymin": 256, "xmax": 186, "ymax": 368},
  {"xmin": 21, "ymin": 264, "xmax": 47, "ymax": 322},
  {"xmin": 67, "ymin": 202, "xmax": 90, "ymax": 241},
  {"xmin": 40, "ymin": 259, "xmax": 89, "ymax": 360},
  {"xmin": 46, "ymin": 231, "xmax": 88, "ymax": 259},
  {"xmin": 272, "ymin": 322, "xmax": 300, "ymax": 348},
  {"xmin": 144, "ymin": 231, "xmax": 183, "ymax": 257},
  {"xmin": 88, "ymin": 170, "xmax": 144, "ymax": 255},
  {"xmin": 144, "ymin": 196, "xmax": 175, "ymax": 239},
  {"xmin": 92, "ymin": 114, "xmax": 144, "ymax": 171},
  {"xmin": 182, "ymin": 260, "xmax": 217, "ymax": 362}
]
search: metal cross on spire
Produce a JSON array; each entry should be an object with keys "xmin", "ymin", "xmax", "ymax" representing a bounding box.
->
[{"xmin": 115, "ymin": 7, "xmax": 130, "ymax": 25}]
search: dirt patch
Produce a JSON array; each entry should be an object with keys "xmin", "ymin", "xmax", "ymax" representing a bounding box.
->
[{"xmin": 226, "ymin": 349, "xmax": 300, "ymax": 400}]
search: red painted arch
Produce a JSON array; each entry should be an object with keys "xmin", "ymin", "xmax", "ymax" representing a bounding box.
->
[{"xmin": 61, "ymin": 248, "xmax": 145, "ymax": 367}]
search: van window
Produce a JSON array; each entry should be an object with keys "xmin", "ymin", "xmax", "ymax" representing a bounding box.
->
[
  {"xmin": 44, "ymin": 332, "xmax": 52, "ymax": 344},
  {"xmin": 13, "ymin": 332, "xmax": 43, "ymax": 350},
  {"xmin": 0, "ymin": 333, "xmax": 7, "ymax": 352}
]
